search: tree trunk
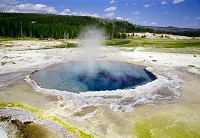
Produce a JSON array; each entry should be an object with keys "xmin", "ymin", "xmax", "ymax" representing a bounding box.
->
[{"xmin": 20, "ymin": 26, "xmax": 23, "ymax": 37}]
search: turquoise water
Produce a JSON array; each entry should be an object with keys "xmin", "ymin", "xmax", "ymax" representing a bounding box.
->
[{"xmin": 31, "ymin": 61, "xmax": 156, "ymax": 93}]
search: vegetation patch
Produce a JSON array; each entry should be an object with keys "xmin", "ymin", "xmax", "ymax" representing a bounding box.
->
[
  {"xmin": 106, "ymin": 39, "xmax": 131, "ymax": 46},
  {"xmin": 188, "ymin": 65, "xmax": 196, "ymax": 68},
  {"xmin": 1, "ymin": 61, "xmax": 8, "ymax": 66},
  {"xmin": 133, "ymin": 114, "xmax": 200, "ymax": 138},
  {"xmin": 54, "ymin": 42, "xmax": 78, "ymax": 48},
  {"xmin": 0, "ymin": 37, "xmax": 39, "ymax": 41},
  {"xmin": 2, "ymin": 56, "xmax": 10, "ymax": 59},
  {"xmin": 124, "ymin": 38, "xmax": 200, "ymax": 48},
  {"xmin": 1, "ymin": 61, "xmax": 17, "ymax": 66},
  {"xmin": 106, "ymin": 38, "xmax": 200, "ymax": 54}
]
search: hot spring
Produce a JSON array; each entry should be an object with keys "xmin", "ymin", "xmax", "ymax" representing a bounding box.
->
[
  {"xmin": 30, "ymin": 28, "xmax": 156, "ymax": 93},
  {"xmin": 30, "ymin": 61, "xmax": 156, "ymax": 93}
]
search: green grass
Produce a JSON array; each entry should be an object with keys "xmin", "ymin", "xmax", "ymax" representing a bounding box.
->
[
  {"xmin": 0, "ymin": 37, "xmax": 39, "ymax": 41},
  {"xmin": 1, "ymin": 37, "xmax": 200, "ymax": 54},
  {"xmin": 106, "ymin": 38, "xmax": 200, "ymax": 48},
  {"xmin": 1, "ymin": 61, "xmax": 8, "ymax": 66},
  {"xmin": 54, "ymin": 42, "xmax": 78, "ymax": 48},
  {"xmin": 106, "ymin": 39, "xmax": 131, "ymax": 45},
  {"xmin": 188, "ymin": 65, "xmax": 196, "ymax": 67},
  {"xmin": 106, "ymin": 38, "xmax": 200, "ymax": 54}
]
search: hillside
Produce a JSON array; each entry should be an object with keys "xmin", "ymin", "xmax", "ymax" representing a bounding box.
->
[
  {"xmin": 0, "ymin": 12, "xmax": 153, "ymax": 39},
  {"xmin": 146, "ymin": 26, "xmax": 200, "ymax": 32},
  {"xmin": 145, "ymin": 26, "xmax": 200, "ymax": 37},
  {"xmin": 0, "ymin": 12, "xmax": 200, "ymax": 39}
]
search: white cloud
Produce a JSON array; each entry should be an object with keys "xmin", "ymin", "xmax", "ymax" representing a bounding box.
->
[
  {"xmin": 125, "ymin": 3, "xmax": 129, "ymax": 6},
  {"xmin": 161, "ymin": 1, "xmax": 167, "ymax": 4},
  {"xmin": 195, "ymin": 17, "xmax": 200, "ymax": 20},
  {"xmin": 0, "ymin": 0, "xmax": 18, "ymax": 12},
  {"xmin": 110, "ymin": 0, "xmax": 116, "ymax": 4},
  {"xmin": 60, "ymin": 8, "xmax": 99, "ymax": 18},
  {"xmin": 132, "ymin": 3, "xmax": 136, "ymax": 5},
  {"xmin": 0, "ymin": 0, "xmax": 100, "ymax": 18},
  {"xmin": 18, "ymin": 4, "xmax": 55, "ymax": 13},
  {"xmin": 132, "ymin": 11, "xmax": 141, "ymax": 15},
  {"xmin": 104, "ymin": 6, "xmax": 117, "ymax": 12},
  {"xmin": 1, "ymin": 1, "xmax": 56, "ymax": 14},
  {"xmin": 105, "ymin": 12, "xmax": 114, "ymax": 17},
  {"xmin": 116, "ymin": 17, "xmax": 123, "ymax": 20},
  {"xmin": 151, "ymin": 22, "xmax": 157, "ymax": 25},
  {"xmin": 70, "ymin": 11, "xmax": 99, "ymax": 18},
  {"xmin": 143, "ymin": 4, "xmax": 150, "ymax": 8},
  {"xmin": 0, "ymin": 0, "xmax": 18, "ymax": 5},
  {"xmin": 60, "ymin": 9, "xmax": 71, "ymax": 15},
  {"xmin": 143, "ymin": 22, "xmax": 146, "ymax": 24},
  {"xmin": 7, "ymin": 9, "xmax": 17, "ymax": 12},
  {"xmin": 173, "ymin": 0, "xmax": 185, "ymax": 4},
  {"xmin": 87, "ymin": 13, "xmax": 100, "ymax": 18}
]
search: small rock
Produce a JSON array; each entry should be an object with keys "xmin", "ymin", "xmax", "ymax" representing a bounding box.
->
[
  {"xmin": 194, "ymin": 55, "xmax": 196, "ymax": 57},
  {"xmin": 7, "ymin": 104, "xmax": 12, "ymax": 107}
]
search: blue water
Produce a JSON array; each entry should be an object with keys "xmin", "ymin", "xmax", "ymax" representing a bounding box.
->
[{"xmin": 31, "ymin": 61, "xmax": 156, "ymax": 93}]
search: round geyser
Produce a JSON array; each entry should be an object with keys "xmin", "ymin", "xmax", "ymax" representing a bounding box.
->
[{"xmin": 30, "ymin": 61, "xmax": 156, "ymax": 93}]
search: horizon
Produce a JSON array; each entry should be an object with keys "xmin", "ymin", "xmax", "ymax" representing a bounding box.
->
[{"xmin": 0, "ymin": 0, "xmax": 200, "ymax": 29}]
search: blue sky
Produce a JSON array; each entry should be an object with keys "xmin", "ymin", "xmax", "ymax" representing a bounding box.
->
[{"xmin": 1, "ymin": 0, "xmax": 200, "ymax": 28}]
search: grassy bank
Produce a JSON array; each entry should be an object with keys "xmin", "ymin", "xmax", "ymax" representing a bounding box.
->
[
  {"xmin": 1, "ymin": 37, "xmax": 200, "ymax": 54},
  {"xmin": 0, "ymin": 37, "xmax": 40, "ymax": 41},
  {"xmin": 106, "ymin": 38, "xmax": 200, "ymax": 48},
  {"xmin": 53, "ymin": 42, "xmax": 78, "ymax": 48},
  {"xmin": 106, "ymin": 38, "xmax": 200, "ymax": 54}
]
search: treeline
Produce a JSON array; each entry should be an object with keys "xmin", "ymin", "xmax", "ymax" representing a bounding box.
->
[
  {"xmin": 152, "ymin": 29, "xmax": 200, "ymax": 37},
  {"xmin": 0, "ymin": 12, "xmax": 153, "ymax": 39},
  {"xmin": 0, "ymin": 12, "xmax": 199, "ymax": 39}
]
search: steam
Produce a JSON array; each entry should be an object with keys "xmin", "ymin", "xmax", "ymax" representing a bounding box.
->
[
  {"xmin": 78, "ymin": 26, "xmax": 106, "ymax": 74},
  {"xmin": 79, "ymin": 26, "xmax": 105, "ymax": 60}
]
